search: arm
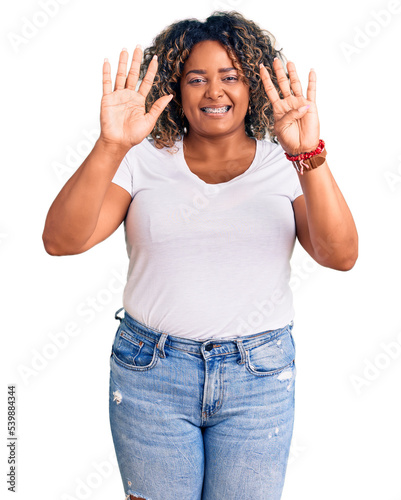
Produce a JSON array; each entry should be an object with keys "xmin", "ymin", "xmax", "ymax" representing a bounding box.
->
[
  {"xmin": 42, "ymin": 139, "xmax": 131, "ymax": 255},
  {"xmin": 259, "ymin": 58, "xmax": 358, "ymax": 271},
  {"xmin": 292, "ymin": 160, "xmax": 358, "ymax": 270},
  {"xmin": 42, "ymin": 46, "xmax": 173, "ymax": 256}
]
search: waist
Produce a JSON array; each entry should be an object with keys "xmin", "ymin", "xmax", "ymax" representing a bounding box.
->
[{"xmin": 116, "ymin": 308, "xmax": 294, "ymax": 354}]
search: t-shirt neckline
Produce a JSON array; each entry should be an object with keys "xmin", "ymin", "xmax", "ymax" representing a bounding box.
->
[{"xmin": 176, "ymin": 137, "xmax": 260, "ymax": 186}]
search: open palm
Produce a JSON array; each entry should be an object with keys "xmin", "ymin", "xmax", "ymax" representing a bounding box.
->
[
  {"xmin": 260, "ymin": 58, "xmax": 320, "ymax": 156},
  {"xmin": 100, "ymin": 46, "xmax": 172, "ymax": 149}
]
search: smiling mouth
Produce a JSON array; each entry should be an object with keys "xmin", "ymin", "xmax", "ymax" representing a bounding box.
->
[{"xmin": 200, "ymin": 105, "xmax": 232, "ymax": 114}]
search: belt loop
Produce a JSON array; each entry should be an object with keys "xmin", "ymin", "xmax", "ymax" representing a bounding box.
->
[
  {"xmin": 234, "ymin": 339, "xmax": 246, "ymax": 365},
  {"xmin": 115, "ymin": 307, "xmax": 124, "ymax": 322},
  {"xmin": 157, "ymin": 332, "xmax": 168, "ymax": 358}
]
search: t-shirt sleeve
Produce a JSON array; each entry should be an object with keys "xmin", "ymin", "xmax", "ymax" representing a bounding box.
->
[
  {"xmin": 111, "ymin": 152, "xmax": 133, "ymax": 197},
  {"xmin": 268, "ymin": 141, "xmax": 303, "ymax": 202},
  {"xmin": 279, "ymin": 145, "xmax": 303, "ymax": 202},
  {"xmin": 292, "ymin": 173, "xmax": 303, "ymax": 201}
]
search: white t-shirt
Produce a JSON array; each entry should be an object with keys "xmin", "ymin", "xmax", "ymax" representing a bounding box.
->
[{"xmin": 112, "ymin": 136, "xmax": 303, "ymax": 341}]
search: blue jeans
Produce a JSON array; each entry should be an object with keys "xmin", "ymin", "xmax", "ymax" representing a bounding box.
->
[{"xmin": 109, "ymin": 309, "xmax": 296, "ymax": 500}]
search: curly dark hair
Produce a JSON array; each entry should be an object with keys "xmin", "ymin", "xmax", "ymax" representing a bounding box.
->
[{"xmin": 140, "ymin": 10, "xmax": 289, "ymax": 149}]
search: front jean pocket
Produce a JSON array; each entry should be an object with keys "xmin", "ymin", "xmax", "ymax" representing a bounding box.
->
[
  {"xmin": 112, "ymin": 329, "xmax": 159, "ymax": 371},
  {"xmin": 245, "ymin": 327, "xmax": 295, "ymax": 377}
]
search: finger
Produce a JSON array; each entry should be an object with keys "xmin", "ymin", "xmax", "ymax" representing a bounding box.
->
[
  {"xmin": 126, "ymin": 45, "xmax": 142, "ymax": 91},
  {"xmin": 137, "ymin": 55, "xmax": 158, "ymax": 98},
  {"xmin": 146, "ymin": 94, "xmax": 174, "ymax": 123},
  {"xmin": 102, "ymin": 58, "xmax": 112, "ymax": 96},
  {"xmin": 114, "ymin": 49, "xmax": 129, "ymax": 91},
  {"xmin": 273, "ymin": 58, "xmax": 292, "ymax": 98},
  {"xmin": 287, "ymin": 61, "xmax": 303, "ymax": 97},
  {"xmin": 306, "ymin": 69, "xmax": 316, "ymax": 103},
  {"xmin": 259, "ymin": 64, "xmax": 280, "ymax": 106}
]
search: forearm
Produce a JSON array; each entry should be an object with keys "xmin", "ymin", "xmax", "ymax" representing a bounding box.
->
[
  {"xmin": 298, "ymin": 160, "xmax": 358, "ymax": 269},
  {"xmin": 42, "ymin": 138, "xmax": 129, "ymax": 254}
]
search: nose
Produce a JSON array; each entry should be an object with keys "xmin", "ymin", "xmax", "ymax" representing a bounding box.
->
[{"xmin": 205, "ymin": 78, "xmax": 224, "ymax": 100}]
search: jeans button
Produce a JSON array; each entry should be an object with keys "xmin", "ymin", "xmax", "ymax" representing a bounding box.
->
[{"xmin": 205, "ymin": 344, "xmax": 213, "ymax": 351}]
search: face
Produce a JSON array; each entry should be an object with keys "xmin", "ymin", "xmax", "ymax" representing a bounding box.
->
[{"xmin": 179, "ymin": 40, "xmax": 250, "ymax": 138}]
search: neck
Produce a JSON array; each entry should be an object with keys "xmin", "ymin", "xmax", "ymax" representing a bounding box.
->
[{"xmin": 183, "ymin": 128, "xmax": 255, "ymax": 160}]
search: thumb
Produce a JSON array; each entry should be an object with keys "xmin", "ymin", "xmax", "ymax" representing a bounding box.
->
[
  {"xmin": 147, "ymin": 94, "xmax": 174, "ymax": 123},
  {"xmin": 286, "ymin": 104, "xmax": 310, "ymax": 122},
  {"xmin": 298, "ymin": 104, "xmax": 311, "ymax": 114}
]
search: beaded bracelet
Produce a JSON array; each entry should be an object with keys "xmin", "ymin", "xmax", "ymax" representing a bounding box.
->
[{"xmin": 285, "ymin": 139, "xmax": 327, "ymax": 175}]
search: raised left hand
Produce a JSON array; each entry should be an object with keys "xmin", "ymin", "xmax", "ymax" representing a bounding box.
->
[{"xmin": 260, "ymin": 58, "xmax": 320, "ymax": 156}]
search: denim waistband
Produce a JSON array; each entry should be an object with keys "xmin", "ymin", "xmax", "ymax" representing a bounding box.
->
[{"xmin": 114, "ymin": 308, "xmax": 293, "ymax": 359}]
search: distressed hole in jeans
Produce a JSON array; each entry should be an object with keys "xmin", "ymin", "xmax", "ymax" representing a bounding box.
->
[
  {"xmin": 113, "ymin": 390, "xmax": 122, "ymax": 404},
  {"xmin": 276, "ymin": 363, "xmax": 296, "ymax": 390}
]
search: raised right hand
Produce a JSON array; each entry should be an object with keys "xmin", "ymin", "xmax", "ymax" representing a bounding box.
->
[{"xmin": 99, "ymin": 46, "xmax": 173, "ymax": 150}]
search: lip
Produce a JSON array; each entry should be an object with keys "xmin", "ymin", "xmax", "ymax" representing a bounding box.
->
[{"xmin": 200, "ymin": 104, "xmax": 232, "ymax": 108}]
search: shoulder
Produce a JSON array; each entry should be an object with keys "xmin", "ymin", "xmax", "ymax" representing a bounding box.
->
[
  {"xmin": 252, "ymin": 138, "xmax": 290, "ymax": 174},
  {"xmin": 256, "ymin": 138, "xmax": 286, "ymax": 163},
  {"xmin": 254, "ymin": 138, "xmax": 303, "ymax": 200},
  {"xmin": 125, "ymin": 136, "xmax": 181, "ymax": 163}
]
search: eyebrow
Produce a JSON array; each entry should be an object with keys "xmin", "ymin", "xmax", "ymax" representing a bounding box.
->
[{"xmin": 184, "ymin": 67, "xmax": 238, "ymax": 77}]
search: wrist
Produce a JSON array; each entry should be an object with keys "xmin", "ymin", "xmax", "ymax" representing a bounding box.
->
[
  {"xmin": 95, "ymin": 136, "xmax": 131, "ymax": 158},
  {"xmin": 285, "ymin": 139, "xmax": 326, "ymax": 175},
  {"xmin": 285, "ymin": 140, "xmax": 323, "ymax": 159}
]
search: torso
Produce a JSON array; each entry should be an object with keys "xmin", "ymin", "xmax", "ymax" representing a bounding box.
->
[{"xmin": 117, "ymin": 136, "xmax": 302, "ymax": 339}]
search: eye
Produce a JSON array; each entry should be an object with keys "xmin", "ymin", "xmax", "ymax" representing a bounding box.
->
[
  {"xmin": 188, "ymin": 78, "xmax": 205, "ymax": 84},
  {"xmin": 224, "ymin": 76, "xmax": 238, "ymax": 81}
]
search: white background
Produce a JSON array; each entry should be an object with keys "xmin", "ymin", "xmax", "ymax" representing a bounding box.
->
[{"xmin": 2, "ymin": 0, "xmax": 401, "ymax": 499}]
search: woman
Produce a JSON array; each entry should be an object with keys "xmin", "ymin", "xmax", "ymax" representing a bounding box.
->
[{"xmin": 42, "ymin": 11, "xmax": 358, "ymax": 500}]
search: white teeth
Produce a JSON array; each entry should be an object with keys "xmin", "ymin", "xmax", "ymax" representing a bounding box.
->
[{"xmin": 202, "ymin": 106, "xmax": 230, "ymax": 114}]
